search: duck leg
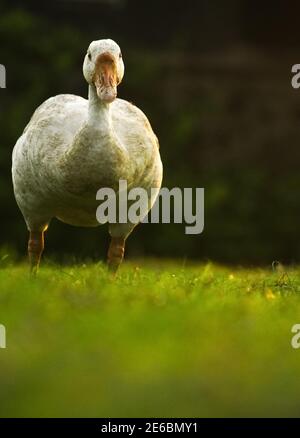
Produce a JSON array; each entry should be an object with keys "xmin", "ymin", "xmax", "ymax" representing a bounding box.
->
[
  {"xmin": 107, "ymin": 236, "xmax": 125, "ymax": 272},
  {"xmin": 28, "ymin": 231, "xmax": 45, "ymax": 274}
]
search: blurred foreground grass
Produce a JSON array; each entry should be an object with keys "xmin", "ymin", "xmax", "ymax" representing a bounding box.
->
[{"xmin": 0, "ymin": 260, "xmax": 300, "ymax": 417}]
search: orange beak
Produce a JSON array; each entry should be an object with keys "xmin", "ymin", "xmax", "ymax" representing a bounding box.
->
[{"xmin": 93, "ymin": 52, "xmax": 118, "ymax": 103}]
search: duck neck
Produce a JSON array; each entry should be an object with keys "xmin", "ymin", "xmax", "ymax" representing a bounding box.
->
[{"xmin": 88, "ymin": 84, "xmax": 113, "ymax": 137}]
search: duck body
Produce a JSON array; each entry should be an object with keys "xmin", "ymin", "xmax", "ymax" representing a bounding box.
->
[{"xmin": 12, "ymin": 92, "xmax": 162, "ymax": 235}]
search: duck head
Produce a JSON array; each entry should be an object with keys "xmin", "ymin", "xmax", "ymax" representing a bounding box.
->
[{"xmin": 83, "ymin": 39, "xmax": 124, "ymax": 103}]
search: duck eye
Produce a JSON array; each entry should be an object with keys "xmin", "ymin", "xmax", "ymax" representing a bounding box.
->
[
  {"xmin": 88, "ymin": 52, "xmax": 92, "ymax": 61},
  {"xmin": 119, "ymin": 52, "xmax": 122, "ymax": 59}
]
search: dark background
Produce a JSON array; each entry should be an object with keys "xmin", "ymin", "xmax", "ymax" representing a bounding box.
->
[{"xmin": 0, "ymin": 0, "xmax": 299, "ymax": 265}]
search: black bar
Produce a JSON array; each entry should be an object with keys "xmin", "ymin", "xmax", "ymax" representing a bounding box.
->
[{"xmin": 0, "ymin": 418, "xmax": 298, "ymax": 435}]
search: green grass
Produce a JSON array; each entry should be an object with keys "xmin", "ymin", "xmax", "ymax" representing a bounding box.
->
[{"xmin": 0, "ymin": 260, "xmax": 300, "ymax": 417}]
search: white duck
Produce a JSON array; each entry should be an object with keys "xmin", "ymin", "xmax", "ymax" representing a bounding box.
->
[{"xmin": 12, "ymin": 39, "xmax": 163, "ymax": 272}]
